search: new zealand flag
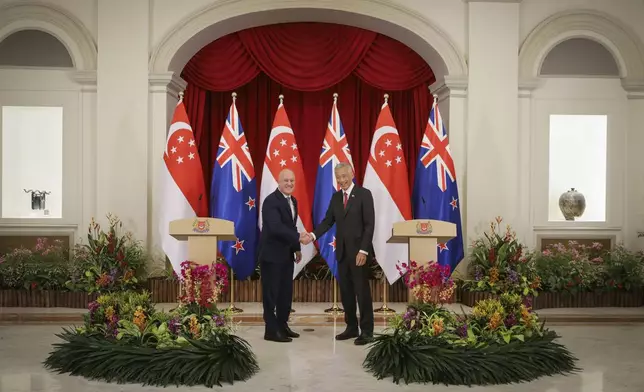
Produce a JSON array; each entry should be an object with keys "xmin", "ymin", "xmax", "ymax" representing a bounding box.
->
[
  {"xmin": 412, "ymin": 99, "xmax": 464, "ymax": 272},
  {"xmin": 210, "ymin": 97, "xmax": 258, "ymax": 280},
  {"xmin": 313, "ymin": 96, "xmax": 354, "ymax": 279}
]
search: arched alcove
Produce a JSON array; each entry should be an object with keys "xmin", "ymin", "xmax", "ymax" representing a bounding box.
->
[
  {"xmin": 540, "ymin": 38, "xmax": 620, "ymax": 77},
  {"xmin": 0, "ymin": 29, "xmax": 73, "ymax": 67},
  {"xmin": 150, "ymin": 0, "xmax": 467, "ymax": 80},
  {"xmin": 519, "ymin": 10, "xmax": 644, "ymax": 85},
  {"xmin": 0, "ymin": 2, "xmax": 97, "ymax": 71}
]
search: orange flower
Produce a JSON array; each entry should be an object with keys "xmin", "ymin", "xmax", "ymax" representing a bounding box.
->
[
  {"xmin": 432, "ymin": 319, "xmax": 445, "ymax": 336},
  {"xmin": 133, "ymin": 306, "xmax": 146, "ymax": 332},
  {"xmin": 488, "ymin": 311, "xmax": 502, "ymax": 330},
  {"xmin": 489, "ymin": 267, "xmax": 499, "ymax": 284},
  {"xmin": 189, "ymin": 315, "xmax": 200, "ymax": 338}
]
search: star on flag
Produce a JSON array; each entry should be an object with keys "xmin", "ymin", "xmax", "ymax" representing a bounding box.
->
[{"xmin": 232, "ymin": 239, "xmax": 245, "ymax": 255}]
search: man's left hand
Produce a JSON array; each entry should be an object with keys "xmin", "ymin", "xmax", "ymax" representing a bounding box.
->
[
  {"xmin": 295, "ymin": 251, "xmax": 302, "ymax": 263},
  {"xmin": 356, "ymin": 252, "xmax": 367, "ymax": 266}
]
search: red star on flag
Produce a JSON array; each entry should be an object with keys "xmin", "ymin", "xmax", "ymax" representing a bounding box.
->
[
  {"xmin": 245, "ymin": 196, "xmax": 256, "ymax": 210},
  {"xmin": 449, "ymin": 197, "xmax": 458, "ymax": 211},
  {"xmin": 438, "ymin": 243, "xmax": 449, "ymax": 253},
  {"xmin": 232, "ymin": 239, "xmax": 245, "ymax": 255},
  {"xmin": 329, "ymin": 236, "xmax": 336, "ymax": 252}
]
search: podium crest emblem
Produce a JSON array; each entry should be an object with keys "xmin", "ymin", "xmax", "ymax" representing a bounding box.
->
[
  {"xmin": 416, "ymin": 221, "xmax": 432, "ymax": 235},
  {"xmin": 192, "ymin": 219, "xmax": 210, "ymax": 233}
]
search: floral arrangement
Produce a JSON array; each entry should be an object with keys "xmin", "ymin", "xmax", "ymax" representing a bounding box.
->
[
  {"xmin": 179, "ymin": 260, "xmax": 229, "ymax": 310},
  {"xmin": 0, "ymin": 238, "xmax": 69, "ymax": 290},
  {"xmin": 397, "ymin": 261, "xmax": 455, "ymax": 304},
  {"xmin": 365, "ymin": 289, "xmax": 577, "ymax": 385},
  {"xmin": 78, "ymin": 290, "xmax": 232, "ymax": 348},
  {"xmin": 66, "ymin": 214, "xmax": 148, "ymax": 293},
  {"xmin": 532, "ymin": 241, "xmax": 643, "ymax": 292},
  {"xmin": 465, "ymin": 217, "xmax": 540, "ymax": 296}
]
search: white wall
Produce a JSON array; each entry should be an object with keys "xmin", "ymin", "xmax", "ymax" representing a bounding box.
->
[{"xmin": 1, "ymin": 0, "xmax": 644, "ymax": 258}]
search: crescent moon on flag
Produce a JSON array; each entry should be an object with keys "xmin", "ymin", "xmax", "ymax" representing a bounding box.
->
[
  {"xmin": 165, "ymin": 121, "xmax": 193, "ymax": 155},
  {"xmin": 369, "ymin": 125, "xmax": 398, "ymax": 161}
]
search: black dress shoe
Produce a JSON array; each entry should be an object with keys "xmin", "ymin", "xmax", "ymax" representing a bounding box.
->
[
  {"xmin": 335, "ymin": 329, "xmax": 359, "ymax": 341},
  {"xmin": 284, "ymin": 326, "xmax": 300, "ymax": 338},
  {"xmin": 354, "ymin": 334, "xmax": 373, "ymax": 346},
  {"xmin": 264, "ymin": 331, "xmax": 292, "ymax": 343}
]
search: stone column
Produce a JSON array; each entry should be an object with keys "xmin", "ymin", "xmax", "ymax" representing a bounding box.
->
[
  {"xmin": 96, "ymin": 0, "xmax": 150, "ymax": 239},
  {"xmin": 72, "ymin": 70, "xmax": 98, "ymax": 232},
  {"xmin": 517, "ymin": 79, "xmax": 540, "ymax": 248},
  {"xmin": 624, "ymin": 81, "xmax": 644, "ymax": 251},
  {"xmin": 148, "ymin": 72, "xmax": 186, "ymax": 273},
  {"xmin": 466, "ymin": 0, "xmax": 520, "ymax": 242}
]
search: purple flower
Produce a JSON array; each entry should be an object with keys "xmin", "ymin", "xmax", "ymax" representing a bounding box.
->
[
  {"xmin": 522, "ymin": 296, "xmax": 533, "ymax": 310},
  {"xmin": 88, "ymin": 301, "xmax": 100, "ymax": 313},
  {"xmin": 456, "ymin": 323, "xmax": 468, "ymax": 338},
  {"xmin": 504, "ymin": 313, "xmax": 517, "ymax": 328},
  {"xmin": 168, "ymin": 317, "xmax": 181, "ymax": 335},
  {"xmin": 213, "ymin": 315, "xmax": 225, "ymax": 327},
  {"xmin": 474, "ymin": 266, "xmax": 483, "ymax": 282},
  {"xmin": 507, "ymin": 269, "xmax": 519, "ymax": 284}
]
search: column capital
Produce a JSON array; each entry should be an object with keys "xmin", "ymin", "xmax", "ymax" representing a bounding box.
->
[
  {"xmin": 622, "ymin": 78, "xmax": 644, "ymax": 99},
  {"xmin": 463, "ymin": 0, "xmax": 522, "ymax": 3},
  {"xmin": 430, "ymin": 75, "xmax": 468, "ymax": 102},
  {"xmin": 518, "ymin": 78, "xmax": 542, "ymax": 98},
  {"xmin": 71, "ymin": 70, "xmax": 97, "ymax": 92},
  {"xmin": 149, "ymin": 72, "xmax": 187, "ymax": 97}
]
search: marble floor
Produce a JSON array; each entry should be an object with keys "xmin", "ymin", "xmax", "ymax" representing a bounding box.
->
[{"xmin": 0, "ymin": 322, "xmax": 643, "ymax": 392}]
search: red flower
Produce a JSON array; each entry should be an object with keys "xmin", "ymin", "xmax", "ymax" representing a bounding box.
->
[
  {"xmin": 488, "ymin": 249, "xmax": 496, "ymax": 263},
  {"xmin": 30, "ymin": 282, "xmax": 37, "ymax": 290}
]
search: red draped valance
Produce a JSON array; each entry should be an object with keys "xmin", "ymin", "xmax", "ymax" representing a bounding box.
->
[{"xmin": 182, "ymin": 22, "xmax": 434, "ymax": 92}]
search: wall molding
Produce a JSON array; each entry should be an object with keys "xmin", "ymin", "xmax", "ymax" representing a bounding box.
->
[{"xmin": 0, "ymin": 2, "xmax": 97, "ymax": 71}]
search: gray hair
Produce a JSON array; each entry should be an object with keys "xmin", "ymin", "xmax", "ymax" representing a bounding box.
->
[{"xmin": 334, "ymin": 162, "xmax": 353, "ymax": 172}]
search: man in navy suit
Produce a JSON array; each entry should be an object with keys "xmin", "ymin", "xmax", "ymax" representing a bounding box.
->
[
  {"xmin": 302, "ymin": 163, "xmax": 375, "ymax": 345},
  {"xmin": 259, "ymin": 168, "xmax": 302, "ymax": 342}
]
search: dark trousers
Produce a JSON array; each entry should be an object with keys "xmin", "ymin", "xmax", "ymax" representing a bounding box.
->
[
  {"xmin": 260, "ymin": 260, "xmax": 294, "ymax": 334},
  {"xmin": 338, "ymin": 253, "xmax": 374, "ymax": 334}
]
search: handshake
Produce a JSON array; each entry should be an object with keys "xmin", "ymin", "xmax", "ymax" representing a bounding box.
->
[{"xmin": 299, "ymin": 232, "xmax": 314, "ymax": 245}]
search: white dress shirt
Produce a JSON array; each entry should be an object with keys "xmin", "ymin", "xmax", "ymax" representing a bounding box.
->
[
  {"xmin": 311, "ymin": 183, "xmax": 368, "ymax": 255},
  {"xmin": 280, "ymin": 191, "xmax": 295, "ymax": 220}
]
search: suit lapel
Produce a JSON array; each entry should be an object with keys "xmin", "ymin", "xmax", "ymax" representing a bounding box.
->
[{"xmin": 292, "ymin": 196, "xmax": 298, "ymax": 224}]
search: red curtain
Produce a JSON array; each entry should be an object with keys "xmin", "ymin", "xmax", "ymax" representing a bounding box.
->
[{"xmin": 181, "ymin": 23, "xmax": 435, "ymax": 207}]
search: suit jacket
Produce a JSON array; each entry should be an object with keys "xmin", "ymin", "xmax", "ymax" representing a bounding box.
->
[
  {"xmin": 258, "ymin": 189, "xmax": 301, "ymax": 263},
  {"xmin": 313, "ymin": 185, "xmax": 375, "ymax": 261}
]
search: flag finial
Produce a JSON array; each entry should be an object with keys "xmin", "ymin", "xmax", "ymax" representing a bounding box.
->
[
  {"xmin": 333, "ymin": 93, "xmax": 338, "ymax": 104},
  {"xmin": 232, "ymin": 92, "xmax": 237, "ymax": 102},
  {"xmin": 279, "ymin": 94, "xmax": 284, "ymax": 105},
  {"xmin": 433, "ymin": 93, "xmax": 438, "ymax": 104},
  {"xmin": 178, "ymin": 91, "xmax": 184, "ymax": 102},
  {"xmin": 383, "ymin": 94, "xmax": 389, "ymax": 104}
]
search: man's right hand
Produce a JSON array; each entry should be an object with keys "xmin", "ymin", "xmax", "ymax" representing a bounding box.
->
[{"xmin": 299, "ymin": 232, "xmax": 313, "ymax": 245}]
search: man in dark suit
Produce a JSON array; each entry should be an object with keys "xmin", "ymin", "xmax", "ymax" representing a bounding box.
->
[
  {"xmin": 259, "ymin": 168, "xmax": 302, "ymax": 343},
  {"xmin": 302, "ymin": 163, "xmax": 375, "ymax": 345}
]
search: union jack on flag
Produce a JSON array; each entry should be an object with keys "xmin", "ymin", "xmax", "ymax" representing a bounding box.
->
[
  {"xmin": 313, "ymin": 94, "xmax": 354, "ymax": 279},
  {"xmin": 210, "ymin": 94, "xmax": 258, "ymax": 280},
  {"xmin": 412, "ymin": 98, "xmax": 464, "ymax": 272}
]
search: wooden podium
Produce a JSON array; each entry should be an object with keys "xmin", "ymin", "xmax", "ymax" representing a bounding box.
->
[
  {"xmin": 169, "ymin": 218, "xmax": 236, "ymax": 265},
  {"xmin": 387, "ymin": 219, "xmax": 457, "ymax": 267}
]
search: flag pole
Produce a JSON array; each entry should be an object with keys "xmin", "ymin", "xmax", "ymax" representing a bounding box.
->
[
  {"xmin": 227, "ymin": 268, "xmax": 243, "ymax": 313},
  {"xmin": 279, "ymin": 92, "xmax": 295, "ymax": 315},
  {"xmin": 324, "ymin": 277, "xmax": 344, "ymax": 314},
  {"xmin": 374, "ymin": 276, "xmax": 395, "ymax": 314}
]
